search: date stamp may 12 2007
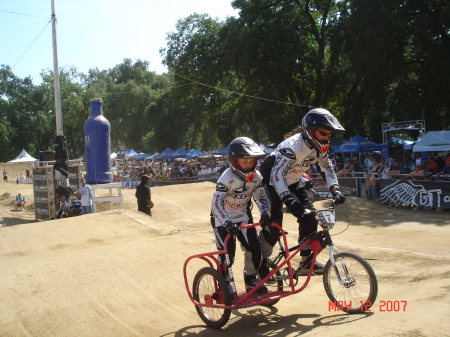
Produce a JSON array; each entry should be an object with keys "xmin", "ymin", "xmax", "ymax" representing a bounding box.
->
[{"xmin": 328, "ymin": 300, "xmax": 408, "ymax": 312}]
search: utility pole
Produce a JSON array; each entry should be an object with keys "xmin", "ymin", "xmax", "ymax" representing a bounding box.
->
[
  {"xmin": 51, "ymin": 0, "xmax": 69, "ymax": 182},
  {"xmin": 51, "ymin": 0, "xmax": 63, "ymax": 136}
]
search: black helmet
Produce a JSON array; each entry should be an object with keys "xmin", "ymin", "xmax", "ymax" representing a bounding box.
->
[
  {"xmin": 301, "ymin": 108, "xmax": 345, "ymax": 154},
  {"xmin": 227, "ymin": 137, "xmax": 265, "ymax": 182}
]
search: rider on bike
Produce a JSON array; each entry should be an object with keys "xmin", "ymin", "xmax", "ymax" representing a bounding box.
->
[
  {"xmin": 259, "ymin": 108, "xmax": 346, "ymax": 274},
  {"xmin": 211, "ymin": 137, "xmax": 273, "ymax": 293}
]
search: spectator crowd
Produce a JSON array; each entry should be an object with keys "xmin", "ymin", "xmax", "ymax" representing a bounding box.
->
[
  {"xmin": 110, "ymin": 151, "xmax": 450, "ymax": 186},
  {"xmin": 328, "ymin": 151, "xmax": 450, "ymax": 203},
  {"xmin": 111, "ymin": 157, "xmax": 228, "ymax": 184}
]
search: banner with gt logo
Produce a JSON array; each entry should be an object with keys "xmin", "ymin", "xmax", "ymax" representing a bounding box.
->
[{"xmin": 379, "ymin": 179, "xmax": 450, "ymax": 209}]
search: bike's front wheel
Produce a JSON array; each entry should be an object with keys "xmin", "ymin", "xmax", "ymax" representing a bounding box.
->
[
  {"xmin": 192, "ymin": 267, "xmax": 231, "ymax": 328},
  {"xmin": 323, "ymin": 252, "xmax": 378, "ymax": 314}
]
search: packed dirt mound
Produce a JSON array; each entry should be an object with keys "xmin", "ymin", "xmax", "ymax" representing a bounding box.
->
[
  {"xmin": 1, "ymin": 192, "xmax": 13, "ymax": 201},
  {"xmin": 1, "ymin": 172, "xmax": 449, "ymax": 336}
]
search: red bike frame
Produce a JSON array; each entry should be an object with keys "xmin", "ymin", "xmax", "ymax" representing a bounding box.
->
[{"xmin": 183, "ymin": 222, "xmax": 326, "ymax": 309}]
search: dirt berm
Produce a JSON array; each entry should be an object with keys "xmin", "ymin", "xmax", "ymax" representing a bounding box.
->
[{"xmin": 1, "ymin": 161, "xmax": 449, "ymax": 336}]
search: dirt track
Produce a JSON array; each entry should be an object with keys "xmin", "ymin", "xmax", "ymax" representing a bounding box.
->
[{"xmin": 1, "ymin": 162, "xmax": 450, "ymax": 336}]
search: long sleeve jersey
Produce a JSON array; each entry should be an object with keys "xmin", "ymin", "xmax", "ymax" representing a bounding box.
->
[
  {"xmin": 211, "ymin": 168, "xmax": 271, "ymax": 227},
  {"xmin": 58, "ymin": 200, "xmax": 71, "ymax": 216},
  {"xmin": 269, "ymin": 133, "xmax": 339, "ymax": 200}
]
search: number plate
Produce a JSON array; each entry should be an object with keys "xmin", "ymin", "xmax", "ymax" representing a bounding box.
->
[{"xmin": 318, "ymin": 210, "xmax": 335, "ymax": 227}]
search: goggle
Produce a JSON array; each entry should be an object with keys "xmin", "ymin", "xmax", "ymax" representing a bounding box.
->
[{"xmin": 316, "ymin": 129, "xmax": 332, "ymax": 137}]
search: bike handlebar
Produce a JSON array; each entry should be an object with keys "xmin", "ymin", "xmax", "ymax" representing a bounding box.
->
[
  {"xmin": 227, "ymin": 200, "xmax": 338, "ymax": 236},
  {"xmin": 304, "ymin": 199, "xmax": 336, "ymax": 215}
]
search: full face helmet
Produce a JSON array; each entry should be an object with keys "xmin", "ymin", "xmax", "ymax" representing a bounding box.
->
[
  {"xmin": 301, "ymin": 108, "xmax": 345, "ymax": 154},
  {"xmin": 227, "ymin": 137, "xmax": 265, "ymax": 182}
]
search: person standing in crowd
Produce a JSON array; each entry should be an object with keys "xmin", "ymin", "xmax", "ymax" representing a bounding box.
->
[
  {"xmin": 77, "ymin": 178, "xmax": 94, "ymax": 214},
  {"xmin": 410, "ymin": 165, "xmax": 424, "ymax": 179},
  {"xmin": 389, "ymin": 159, "xmax": 404, "ymax": 178},
  {"xmin": 338, "ymin": 159, "xmax": 354, "ymax": 177},
  {"xmin": 259, "ymin": 108, "xmax": 346, "ymax": 274},
  {"xmin": 380, "ymin": 161, "xmax": 392, "ymax": 179},
  {"xmin": 136, "ymin": 175, "xmax": 153, "ymax": 216},
  {"xmin": 426, "ymin": 157, "xmax": 439, "ymax": 175},
  {"xmin": 439, "ymin": 157, "xmax": 450, "ymax": 178},
  {"xmin": 211, "ymin": 137, "xmax": 273, "ymax": 293},
  {"xmin": 363, "ymin": 153, "xmax": 372, "ymax": 172},
  {"xmin": 414, "ymin": 153, "xmax": 422, "ymax": 167}
]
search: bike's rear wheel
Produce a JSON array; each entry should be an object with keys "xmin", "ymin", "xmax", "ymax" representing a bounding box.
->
[
  {"xmin": 323, "ymin": 252, "xmax": 378, "ymax": 314},
  {"xmin": 193, "ymin": 267, "xmax": 231, "ymax": 328}
]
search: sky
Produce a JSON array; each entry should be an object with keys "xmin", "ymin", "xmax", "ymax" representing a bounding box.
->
[{"xmin": 0, "ymin": 0, "xmax": 239, "ymax": 84}]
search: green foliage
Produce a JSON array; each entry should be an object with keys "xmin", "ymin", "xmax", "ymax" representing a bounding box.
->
[{"xmin": 1, "ymin": 0, "xmax": 448, "ymax": 161}]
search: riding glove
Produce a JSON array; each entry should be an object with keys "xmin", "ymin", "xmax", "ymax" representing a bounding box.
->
[
  {"xmin": 332, "ymin": 190, "xmax": 346, "ymax": 205},
  {"xmin": 283, "ymin": 196, "xmax": 306, "ymax": 218},
  {"xmin": 223, "ymin": 220, "xmax": 240, "ymax": 235},
  {"xmin": 260, "ymin": 212, "xmax": 271, "ymax": 231}
]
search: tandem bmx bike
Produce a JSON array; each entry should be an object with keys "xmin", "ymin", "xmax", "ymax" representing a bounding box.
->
[{"xmin": 183, "ymin": 200, "xmax": 378, "ymax": 328}]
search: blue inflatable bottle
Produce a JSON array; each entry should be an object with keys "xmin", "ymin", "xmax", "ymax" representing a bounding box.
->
[{"xmin": 84, "ymin": 98, "xmax": 113, "ymax": 184}]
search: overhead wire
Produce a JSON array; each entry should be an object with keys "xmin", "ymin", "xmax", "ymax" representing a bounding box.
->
[
  {"xmin": 174, "ymin": 72, "xmax": 312, "ymax": 108},
  {"xmin": 0, "ymin": 9, "xmax": 50, "ymax": 19},
  {"xmin": 2, "ymin": 7, "xmax": 53, "ymax": 69},
  {"xmin": 12, "ymin": 18, "xmax": 52, "ymax": 69},
  {"xmin": 1, "ymin": 8, "xmax": 309, "ymax": 109}
]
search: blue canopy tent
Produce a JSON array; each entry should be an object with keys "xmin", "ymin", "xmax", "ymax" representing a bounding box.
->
[
  {"xmin": 125, "ymin": 149, "xmax": 139, "ymax": 157},
  {"xmin": 153, "ymin": 147, "xmax": 174, "ymax": 160},
  {"xmin": 134, "ymin": 153, "xmax": 153, "ymax": 160},
  {"xmin": 165, "ymin": 147, "xmax": 190, "ymax": 159},
  {"xmin": 212, "ymin": 146, "xmax": 228, "ymax": 156},
  {"xmin": 186, "ymin": 149, "xmax": 206, "ymax": 158},
  {"xmin": 331, "ymin": 135, "xmax": 381, "ymax": 154}
]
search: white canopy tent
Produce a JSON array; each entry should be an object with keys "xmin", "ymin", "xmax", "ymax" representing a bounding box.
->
[
  {"xmin": 412, "ymin": 131, "xmax": 450, "ymax": 152},
  {"xmin": 8, "ymin": 149, "xmax": 38, "ymax": 162}
]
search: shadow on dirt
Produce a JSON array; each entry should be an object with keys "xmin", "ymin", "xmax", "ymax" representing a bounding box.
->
[
  {"xmin": 166, "ymin": 309, "xmax": 373, "ymax": 336},
  {"xmin": 1, "ymin": 217, "xmax": 36, "ymax": 227}
]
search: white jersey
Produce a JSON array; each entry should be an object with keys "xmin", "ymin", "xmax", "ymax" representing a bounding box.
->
[
  {"xmin": 269, "ymin": 133, "xmax": 339, "ymax": 200},
  {"xmin": 211, "ymin": 168, "xmax": 271, "ymax": 227},
  {"xmin": 58, "ymin": 200, "xmax": 71, "ymax": 216},
  {"xmin": 77, "ymin": 184, "xmax": 93, "ymax": 206}
]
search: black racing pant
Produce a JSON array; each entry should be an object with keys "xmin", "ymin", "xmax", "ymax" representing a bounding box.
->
[
  {"xmin": 263, "ymin": 184, "xmax": 318, "ymax": 257},
  {"xmin": 211, "ymin": 217, "xmax": 262, "ymax": 277}
]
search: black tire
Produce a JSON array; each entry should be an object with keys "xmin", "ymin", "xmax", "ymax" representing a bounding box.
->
[
  {"xmin": 323, "ymin": 252, "xmax": 378, "ymax": 314},
  {"xmin": 262, "ymin": 270, "xmax": 283, "ymax": 307},
  {"xmin": 192, "ymin": 267, "xmax": 231, "ymax": 328}
]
